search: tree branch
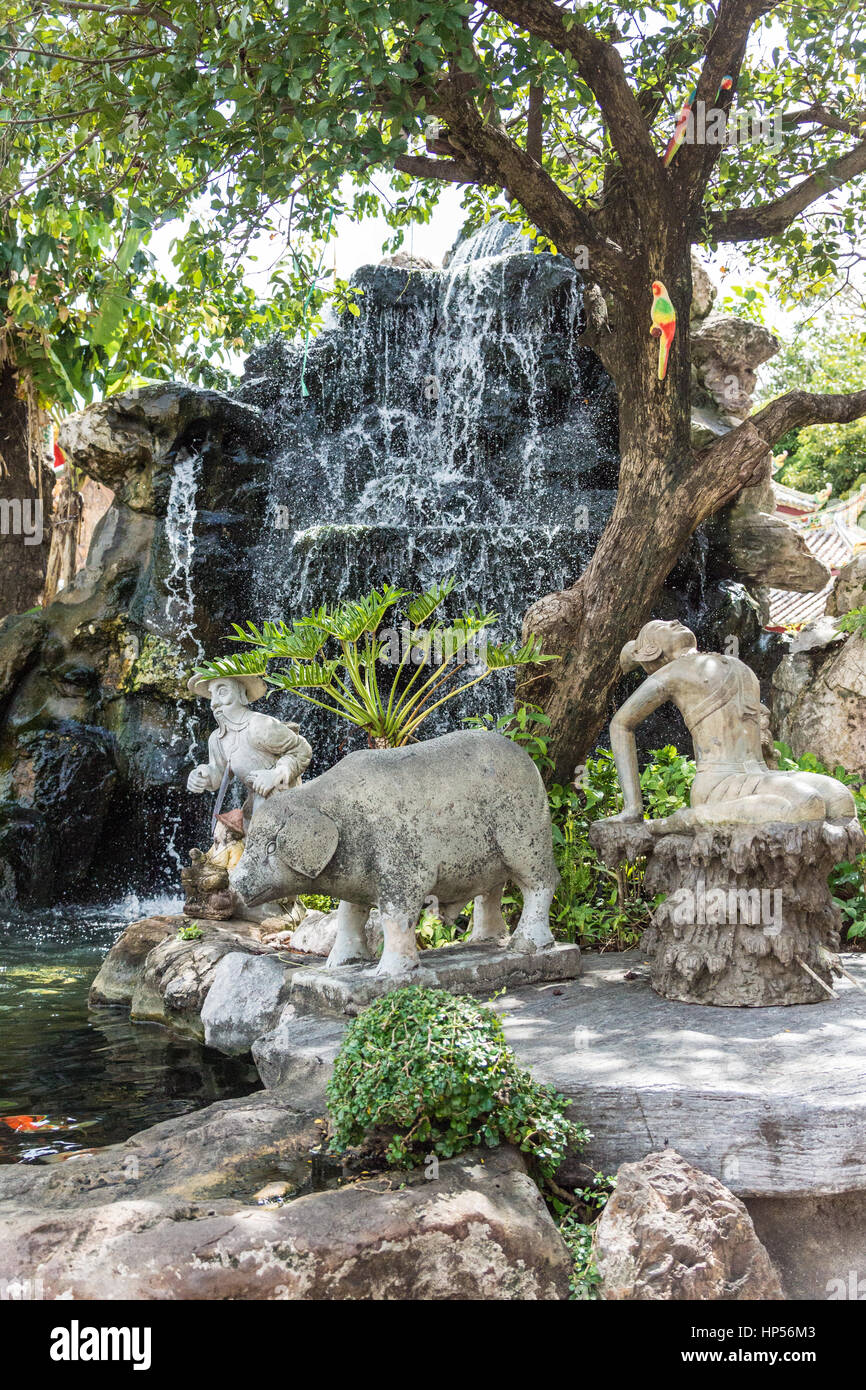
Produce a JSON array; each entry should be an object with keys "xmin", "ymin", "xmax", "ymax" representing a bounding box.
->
[
  {"xmin": 0, "ymin": 132, "xmax": 97, "ymax": 208},
  {"xmin": 431, "ymin": 82, "xmax": 633, "ymax": 293},
  {"xmin": 393, "ymin": 153, "xmax": 482, "ymax": 185},
  {"xmin": 486, "ymin": 0, "xmax": 663, "ymax": 196},
  {"xmin": 750, "ymin": 387, "xmax": 866, "ymax": 441},
  {"xmin": 675, "ymin": 0, "xmax": 773, "ymax": 197},
  {"xmin": 694, "ymin": 387, "xmax": 866, "ymax": 519},
  {"xmin": 779, "ymin": 104, "xmax": 866, "ymax": 138},
  {"xmin": 55, "ymin": 2, "xmax": 181, "ymax": 33},
  {"xmin": 706, "ymin": 136, "xmax": 866, "ymax": 241}
]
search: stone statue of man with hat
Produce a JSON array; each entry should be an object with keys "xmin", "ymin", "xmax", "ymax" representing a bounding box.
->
[{"xmin": 186, "ymin": 671, "xmax": 313, "ymax": 826}]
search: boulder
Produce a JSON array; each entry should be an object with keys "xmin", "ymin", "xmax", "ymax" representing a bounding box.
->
[
  {"xmin": 0, "ymin": 609, "xmax": 45, "ymax": 703},
  {"xmin": 286, "ymin": 908, "xmax": 339, "ymax": 956},
  {"xmin": 596, "ymin": 1149, "xmax": 784, "ymax": 1300},
  {"xmin": 129, "ymin": 919, "xmax": 284, "ymax": 1039},
  {"xmin": 59, "ymin": 384, "xmax": 270, "ymax": 514},
  {"xmin": 0, "ymin": 720, "xmax": 118, "ymax": 906},
  {"xmin": 201, "ymin": 952, "xmax": 294, "ymax": 1054},
  {"xmin": 286, "ymin": 907, "xmax": 384, "ymax": 958},
  {"xmin": 251, "ymin": 1013, "xmax": 346, "ymax": 1099},
  {"xmin": 690, "ymin": 251, "xmax": 717, "ymax": 321},
  {"xmin": 728, "ymin": 508, "xmax": 831, "ymax": 592},
  {"xmin": 0, "ymin": 1094, "xmax": 571, "ymax": 1300},
  {"xmin": 772, "ymin": 626, "xmax": 866, "ymax": 777},
  {"xmin": 827, "ymin": 552, "xmax": 866, "ymax": 616},
  {"xmin": 716, "ymin": 453, "xmax": 831, "ymax": 593},
  {"xmin": 89, "ymin": 914, "xmax": 178, "ymax": 1005},
  {"xmin": 379, "ymin": 251, "xmax": 437, "ymax": 270},
  {"xmin": 691, "ymin": 313, "xmax": 780, "ymax": 421}
]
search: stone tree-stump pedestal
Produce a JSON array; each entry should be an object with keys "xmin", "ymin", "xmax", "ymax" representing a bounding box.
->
[{"xmin": 589, "ymin": 818, "xmax": 865, "ymax": 1006}]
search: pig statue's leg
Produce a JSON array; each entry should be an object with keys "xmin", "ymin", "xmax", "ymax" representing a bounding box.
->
[
  {"xmin": 470, "ymin": 889, "xmax": 509, "ymax": 943},
  {"xmin": 509, "ymin": 879, "xmax": 556, "ymax": 953},
  {"xmin": 327, "ymin": 899, "xmax": 374, "ymax": 969},
  {"xmin": 375, "ymin": 896, "xmax": 424, "ymax": 977}
]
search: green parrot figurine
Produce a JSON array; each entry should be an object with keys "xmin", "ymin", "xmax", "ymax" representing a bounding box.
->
[{"xmin": 650, "ymin": 281, "xmax": 676, "ymax": 381}]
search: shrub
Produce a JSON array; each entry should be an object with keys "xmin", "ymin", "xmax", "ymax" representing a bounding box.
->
[
  {"xmin": 553, "ymin": 1170, "xmax": 616, "ymax": 1300},
  {"xmin": 193, "ymin": 580, "xmax": 555, "ymax": 748},
  {"xmin": 299, "ymin": 893, "xmax": 338, "ymax": 913},
  {"xmin": 326, "ymin": 986, "xmax": 586, "ymax": 1177},
  {"xmin": 469, "ymin": 706, "xmax": 695, "ymax": 950},
  {"xmin": 775, "ymin": 741, "xmax": 866, "ymax": 942}
]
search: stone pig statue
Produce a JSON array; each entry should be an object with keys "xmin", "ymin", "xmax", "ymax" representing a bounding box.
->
[{"xmin": 230, "ymin": 729, "xmax": 559, "ymax": 976}]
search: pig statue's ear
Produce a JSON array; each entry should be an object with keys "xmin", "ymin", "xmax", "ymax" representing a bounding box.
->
[{"xmin": 275, "ymin": 808, "xmax": 339, "ymax": 878}]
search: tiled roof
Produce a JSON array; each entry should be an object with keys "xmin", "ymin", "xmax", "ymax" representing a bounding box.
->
[
  {"xmin": 773, "ymin": 481, "xmax": 830, "ymax": 513},
  {"xmin": 765, "ymin": 515, "xmax": 866, "ymax": 629}
]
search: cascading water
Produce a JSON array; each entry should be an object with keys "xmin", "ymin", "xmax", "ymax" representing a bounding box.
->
[
  {"xmin": 240, "ymin": 222, "xmax": 619, "ymax": 764},
  {"xmin": 161, "ymin": 450, "xmax": 205, "ymax": 873}
]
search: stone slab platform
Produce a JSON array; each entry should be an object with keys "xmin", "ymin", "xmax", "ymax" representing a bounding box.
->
[
  {"xmin": 497, "ymin": 948, "xmax": 866, "ymax": 1199},
  {"xmin": 289, "ymin": 940, "xmax": 582, "ymax": 1016}
]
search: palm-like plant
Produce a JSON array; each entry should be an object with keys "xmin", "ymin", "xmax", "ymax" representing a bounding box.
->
[{"xmin": 193, "ymin": 579, "xmax": 557, "ymax": 747}]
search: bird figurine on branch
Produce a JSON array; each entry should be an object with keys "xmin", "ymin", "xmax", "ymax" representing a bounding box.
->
[
  {"xmin": 650, "ymin": 281, "xmax": 677, "ymax": 382},
  {"xmin": 662, "ymin": 75, "xmax": 734, "ymax": 167}
]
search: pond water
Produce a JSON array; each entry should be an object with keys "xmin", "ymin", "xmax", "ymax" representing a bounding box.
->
[{"xmin": 0, "ymin": 896, "xmax": 261, "ymax": 1164}]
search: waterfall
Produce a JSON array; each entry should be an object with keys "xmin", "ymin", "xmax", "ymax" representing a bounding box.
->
[
  {"xmin": 241, "ymin": 223, "xmax": 619, "ymax": 765},
  {"xmin": 164, "ymin": 450, "xmax": 205, "ymax": 675},
  {"xmin": 162, "ymin": 450, "xmax": 204, "ymax": 872}
]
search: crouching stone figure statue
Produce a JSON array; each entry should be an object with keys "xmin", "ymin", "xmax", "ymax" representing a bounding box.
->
[{"xmin": 589, "ymin": 620, "xmax": 864, "ymax": 1006}]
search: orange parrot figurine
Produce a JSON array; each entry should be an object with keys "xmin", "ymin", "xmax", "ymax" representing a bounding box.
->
[
  {"xmin": 662, "ymin": 75, "xmax": 734, "ymax": 167},
  {"xmin": 650, "ymin": 281, "xmax": 676, "ymax": 381}
]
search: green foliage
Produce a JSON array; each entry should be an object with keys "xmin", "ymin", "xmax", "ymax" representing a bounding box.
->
[
  {"xmin": 326, "ymin": 987, "xmax": 586, "ymax": 1177},
  {"xmin": 5, "ymin": 2, "xmax": 866, "ymax": 411},
  {"xmin": 474, "ymin": 706, "xmax": 695, "ymax": 950},
  {"xmin": 177, "ymin": 922, "xmax": 203, "ymax": 941},
  {"xmin": 556, "ymin": 1171, "xmax": 616, "ymax": 1300},
  {"xmin": 838, "ymin": 606, "xmax": 866, "ymax": 641},
  {"xmin": 194, "ymin": 582, "xmax": 556, "ymax": 747},
  {"xmin": 775, "ymin": 742, "xmax": 866, "ymax": 942},
  {"xmin": 299, "ymin": 893, "xmax": 338, "ymax": 913},
  {"xmin": 757, "ymin": 320, "xmax": 866, "ymax": 498},
  {"xmin": 415, "ymin": 909, "xmax": 468, "ymax": 951}
]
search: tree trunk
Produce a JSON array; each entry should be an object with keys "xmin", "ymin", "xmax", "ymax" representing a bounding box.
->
[
  {"xmin": 522, "ymin": 236, "xmax": 701, "ymax": 781},
  {"xmin": 43, "ymin": 470, "xmax": 83, "ymax": 606},
  {"xmin": 0, "ymin": 362, "xmax": 51, "ymax": 619}
]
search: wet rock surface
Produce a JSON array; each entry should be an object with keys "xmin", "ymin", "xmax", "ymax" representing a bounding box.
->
[
  {"xmin": 0, "ymin": 1088, "xmax": 570, "ymax": 1299},
  {"xmin": 90, "ymin": 914, "xmax": 304, "ymax": 1040}
]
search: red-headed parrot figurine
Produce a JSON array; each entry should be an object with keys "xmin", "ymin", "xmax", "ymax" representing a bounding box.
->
[
  {"xmin": 650, "ymin": 281, "xmax": 676, "ymax": 381},
  {"xmin": 663, "ymin": 76, "xmax": 734, "ymax": 167}
]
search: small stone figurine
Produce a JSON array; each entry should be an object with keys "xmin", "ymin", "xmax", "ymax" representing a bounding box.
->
[
  {"xmin": 181, "ymin": 808, "xmax": 246, "ymax": 920},
  {"xmin": 186, "ymin": 672, "xmax": 312, "ymax": 826},
  {"xmin": 186, "ymin": 671, "xmax": 313, "ymax": 920},
  {"xmin": 590, "ymin": 620, "xmax": 864, "ymax": 1006}
]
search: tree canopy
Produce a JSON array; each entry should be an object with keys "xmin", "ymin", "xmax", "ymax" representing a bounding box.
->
[
  {"xmin": 758, "ymin": 316, "xmax": 866, "ymax": 497},
  {"xmin": 3, "ymin": 0, "xmax": 866, "ymax": 412}
]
